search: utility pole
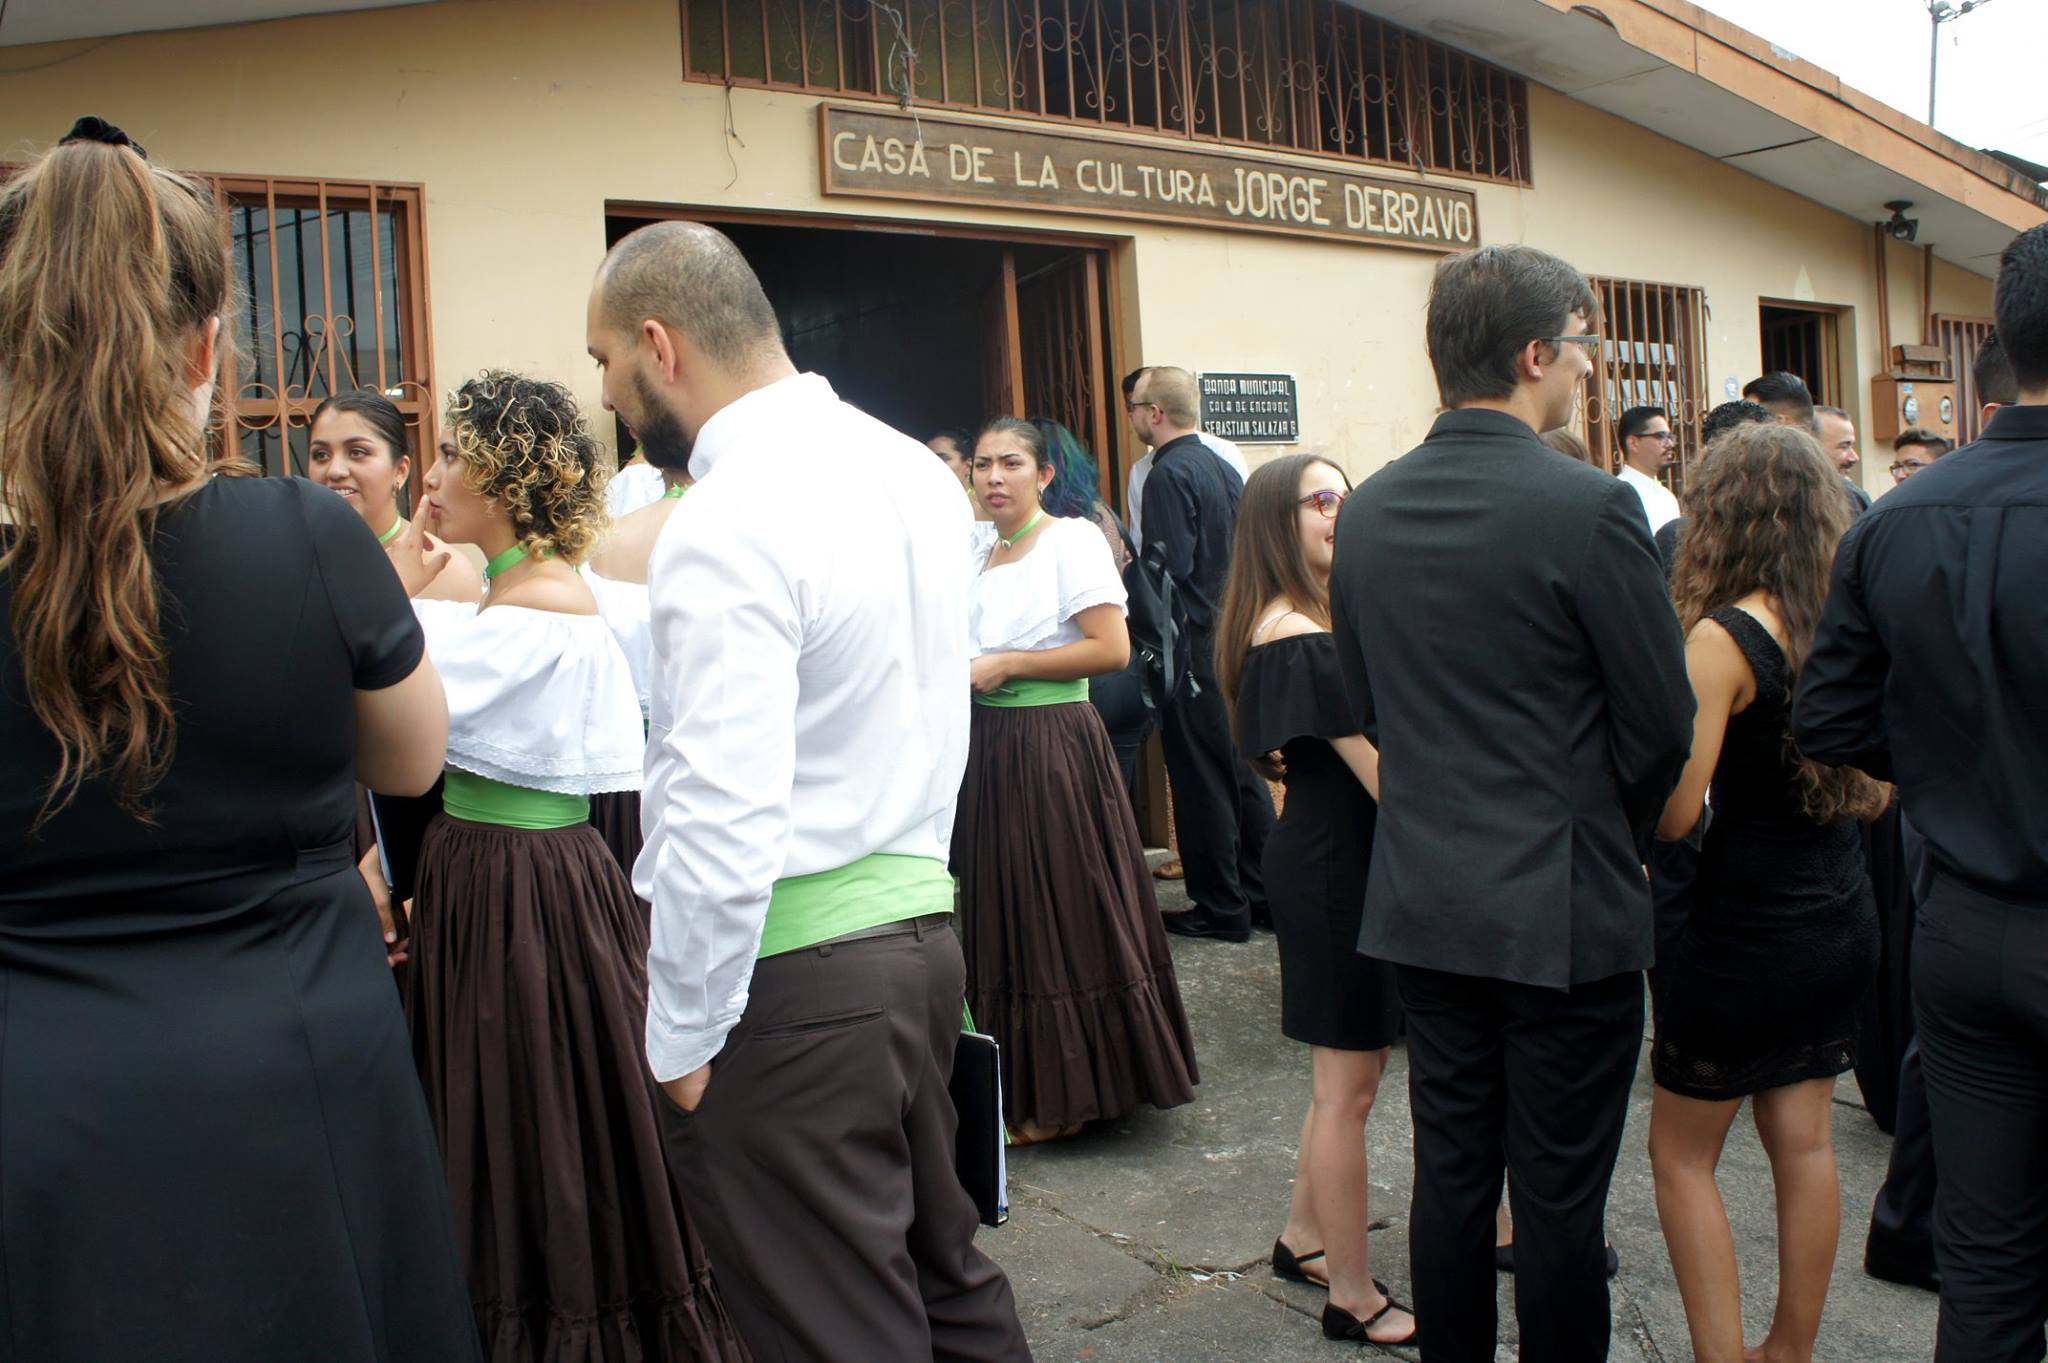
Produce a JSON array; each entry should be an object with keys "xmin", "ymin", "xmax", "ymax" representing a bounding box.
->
[{"xmin": 1928, "ymin": 0, "xmax": 1995, "ymax": 128}]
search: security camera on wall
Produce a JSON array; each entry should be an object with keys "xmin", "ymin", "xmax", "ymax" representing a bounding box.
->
[{"xmin": 1884, "ymin": 201, "xmax": 1920, "ymax": 243}]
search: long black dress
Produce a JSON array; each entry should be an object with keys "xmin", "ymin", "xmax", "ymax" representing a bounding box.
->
[
  {"xmin": 0, "ymin": 476, "xmax": 480, "ymax": 1362},
  {"xmin": 1653, "ymin": 606, "xmax": 1879, "ymax": 1101},
  {"xmin": 1236, "ymin": 632, "xmax": 1402, "ymax": 1051}
]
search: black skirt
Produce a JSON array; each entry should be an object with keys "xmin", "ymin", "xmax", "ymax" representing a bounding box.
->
[
  {"xmin": 407, "ymin": 814, "xmax": 743, "ymax": 1363},
  {"xmin": 953, "ymin": 701, "xmax": 1200, "ymax": 1129}
]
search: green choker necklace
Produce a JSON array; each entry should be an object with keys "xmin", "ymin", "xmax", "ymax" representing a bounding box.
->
[
  {"xmin": 663, "ymin": 483, "xmax": 689, "ymax": 499},
  {"xmin": 482, "ymin": 543, "xmax": 529, "ymax": 580},
  {"xmin": 1000, "ymin": 510, "xmax": 1045, "ymax": 546},
  {"xmin": 376, "ymin": 516, "xmax": 406, "ymax": 546}
]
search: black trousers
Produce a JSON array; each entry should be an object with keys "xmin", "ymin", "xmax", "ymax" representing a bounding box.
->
[
  {"xmin": 1399, "ymin": 964, "xmax": 1643, "ymax": 1363},
  {"xmin": 1855, "ymin": 802, "xmax": 1920, "ymax": 1132},
  {"xmin": 1159, "ymin": 635, "xmax": 1273, "ymax": 926},
  {"xmin": 659, "ymin": 921, "xmax": 1031, "ymax": 1363},
  {"xmin": 1868, "ymin": 1039, "xmax": 1939, "ymax": 1275},
  {"xmin": 1087, "ymin": 658, "xmax": 1153, "ymax": 793},
  {"xmin": 1915, "ymin": 876, "xmax": 2048, "ymax": 1363}
]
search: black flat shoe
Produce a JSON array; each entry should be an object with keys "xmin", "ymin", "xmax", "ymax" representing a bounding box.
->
[
  {"xmin": 1322, "ymin": 1278, "xmax": 1419, "ymax": 1348},
  {"xmin": 1272, "ymin": 1239, "xmax": 1328, "ymax": 1290},
  {"xmin": 1162, "ymin": 906, "xmax": 1251, "ymax": 943}
]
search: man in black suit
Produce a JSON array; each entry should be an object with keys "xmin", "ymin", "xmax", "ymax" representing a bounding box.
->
[{"xmin": 1331, "ymin": 244, "xmax": 1694, "ymax": 1362}]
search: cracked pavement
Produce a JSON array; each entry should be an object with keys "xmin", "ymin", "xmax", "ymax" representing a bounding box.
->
[{"xmin": 977, "ymin": 858, "xmax": 1936, "ymax": 1361}]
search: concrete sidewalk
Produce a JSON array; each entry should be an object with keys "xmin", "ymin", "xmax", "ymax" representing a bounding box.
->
[{"xmin": 979, "ymin": 869, "xmax": 1935, "ymax": 1362}]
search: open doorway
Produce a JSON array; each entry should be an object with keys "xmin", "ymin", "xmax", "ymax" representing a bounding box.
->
[
  {"xmin": 603, "ymin": 209, "xmax": 1122, "ymax": 503},
  {"xmin": 1759, "ymin": 301, "xmax": 1845, "ymax": 406}
]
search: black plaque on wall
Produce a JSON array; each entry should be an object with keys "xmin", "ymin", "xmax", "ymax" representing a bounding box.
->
[{"xmin": 1199, "ymin": 372, "xmax": 1300, "ymax": 443}]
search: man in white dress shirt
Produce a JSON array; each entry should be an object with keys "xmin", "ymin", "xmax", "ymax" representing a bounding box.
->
[
  {"xmin": 1615, "ymin": 404, "xmax": 1681, "ymax": 534},
  {"xmin": 587, "ymin": 222, "xmax": 1030, "ymax": 1363},
  {"xmin": 1119, "ymin": 366, "xmax": 1247, "ymax": 552}
]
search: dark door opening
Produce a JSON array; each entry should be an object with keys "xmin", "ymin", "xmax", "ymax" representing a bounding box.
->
[
  {"xmin": 603, "ymin": 213, "xmax": 1118, "ymax": 501},
  {"xmin": 1759, "ymin": 301, "xmax": 1842, "ymax": 407}
]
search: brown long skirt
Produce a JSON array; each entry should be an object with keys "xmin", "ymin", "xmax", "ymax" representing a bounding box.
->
[
  {"xmin": 954, "ymin": 701, "xmax": 1200, "ymax": 1129},
  {"xmin": 588, "ymin": 790, "xmax": 644, "ymax": 890},
  {"xmin": 408, "ymin": 814, "xmax": 745, "ymax": 1363}
]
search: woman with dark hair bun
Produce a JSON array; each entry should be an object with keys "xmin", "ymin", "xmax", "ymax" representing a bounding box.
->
[
  {"xmin": 954, "ymin": 415, "xmax": 1198, "ymax": 1145},
  {"xmin": 1215, "ymin": 453, "xmax": 1416, "ymax": 1350},
  {"xmin": 0, "ymin": 122, "xmax": 479, "ymax": 1361},
  {"xmin": 403, "ymin": 371, "xmax": 742, "ymax": 1362},
  {"xmin": 1648, "ymin": 421, "xmax": 1886, "ymax": 1363},
  {"xmin": 309, "ymin": 389, "xmax": 482, "ymax": 605}
]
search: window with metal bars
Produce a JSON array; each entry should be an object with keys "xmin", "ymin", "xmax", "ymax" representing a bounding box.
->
[
  {"xmin": 1933, "ymin": 314, "xmax": 1996, "ymax": 445},
  {"xmin": 1581, "ymin": 277, "xmax": 1710, "ymax": 494},
  {"xmin": 683, "ymin": 0, "xmax": 1531, "ymax": 185},
  {"xmin": 215, "ymin": 177, "xmax": 436, "ymax": 482}
]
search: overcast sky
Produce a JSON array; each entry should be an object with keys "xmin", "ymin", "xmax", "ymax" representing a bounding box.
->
[{"xmin": 1693, "ymin": 0, "xmax": 2046, "ymax": 166}]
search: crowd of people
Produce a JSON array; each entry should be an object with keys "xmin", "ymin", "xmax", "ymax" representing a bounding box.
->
[{"xmin": 3, "ymin": 114, "xmax": 2045, "ymax": 1363}]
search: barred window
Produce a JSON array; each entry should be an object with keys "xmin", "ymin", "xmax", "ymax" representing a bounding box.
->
[
  {"xmin": 1581, "ymin": 277, "xmax": 1710, "ymax": 494},
  {"xmin": 1934, "ymin": 313, "xmax": 1996, "ymax": 445},
  {"xmin": 683, "ymin": 0, "xmax": 1531, "ymax": 184},
  {"xmin": 215, "ymin": 177, "xmax": 436, "ymax": 480}
]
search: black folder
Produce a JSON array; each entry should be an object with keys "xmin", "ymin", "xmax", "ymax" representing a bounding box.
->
[
  {"xmin": 949, "ymin": 1031, "xmax": 1008, "ymax": 1227},
  {"xmin": 366, "ymin": 778, "xmax": 444, "ymax": 905}
]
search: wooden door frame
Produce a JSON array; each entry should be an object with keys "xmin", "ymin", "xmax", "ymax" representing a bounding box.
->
[
  {"xmin": 604, "ymin": 201, "xmax": 1134, "ymax": 499},
  {"xmin": 1757, "ymin": 297, "xmax": 1847, "ymax": 410}
]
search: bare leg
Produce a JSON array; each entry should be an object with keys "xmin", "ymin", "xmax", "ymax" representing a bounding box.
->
[
  {"xmin": 1279, "ymin": 1102, "xmax": 1318, "ymax": 1259},
  {"xmin": 1649, "ymin": 1084, "xmax": 1747, "ymax": 1363},
  {"xmin": 1306, "ymin": 1046, "xmax": 1414, "ymax": 1344},
  {"xmin": 1497, "ymin": 1183, "xmax": 1513, "ymax": 1248},
  {"xmin": 1746, "ymin": 1078, "xmax": 1841, "ymax": 1363}
]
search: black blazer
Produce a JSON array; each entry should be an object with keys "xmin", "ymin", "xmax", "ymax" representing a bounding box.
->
[{"xmin": 1331, "ymin": 409, "xmax": 1694, "ymax": 988}]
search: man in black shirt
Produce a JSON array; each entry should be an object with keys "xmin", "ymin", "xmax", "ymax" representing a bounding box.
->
[
  {"xmin": 1793, "ymin": 221, "xmax": 2048, "ymax": 1363},
  {"xmin": 1332, "ymin": 245, "xmax": 1692, "ymax": 1361},
  {"xmin": 1131, "ymin": 365, "xmax": 1273, "ymax": 942}
]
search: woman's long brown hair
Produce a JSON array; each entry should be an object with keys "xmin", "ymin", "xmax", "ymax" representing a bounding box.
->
[
  {"xmin": 1670, "ymin": 422, "xmax": 1888, "ymax": 823},
  {"xmin": 1214, "ymin": 453, "xmax": 1351, "ymax": 717},
  {"xmin": 0, "ymin": 138, "xmax": 241, "ymax": 827}
]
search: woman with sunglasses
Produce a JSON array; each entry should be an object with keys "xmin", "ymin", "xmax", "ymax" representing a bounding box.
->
[
  {"xmin": 400, "ymin": 372, "xmax": 741, "ymax": 1362},
  {"xmin": 1215, "ymin": 454, "xmax": 1417, "ymax": 1349},
  {"xmin": 954, "ymin": 416, "xmax": 1199, "ymax": 1145}
]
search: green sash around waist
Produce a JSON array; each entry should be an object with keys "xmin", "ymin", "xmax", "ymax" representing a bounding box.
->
[
  {"xmin": 761, "ymin": 852, "xmax": 955, "ymax": 958},
  {"xmin": 442, "ymin": 769, "xmax": 590, "ymax": 830},
  {"xmin": 973, "ymin": 676, "xmax": 1090, "ymax": 708}
]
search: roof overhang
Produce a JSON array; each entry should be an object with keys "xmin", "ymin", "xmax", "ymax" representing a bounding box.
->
[
  {"xmin": 1349, "ymin": 0, "xmax": 2047, "ymax": 278},
  {"xmin": 0, "ymin": 0, "xmax": 437, "ymax": 46}
]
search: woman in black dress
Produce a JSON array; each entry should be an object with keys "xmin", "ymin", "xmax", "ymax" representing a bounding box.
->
[
  {"xmin": 1649, "ymin": 423, "xmax": 1887, "ymax": 1363},
  {"xmin": 1215, "ymin": 454, "xmax": 1415, "ymax": 1349},
  {"xmin": 0, "ymin": 122, "xmax": 479, "ymax": 1361}
]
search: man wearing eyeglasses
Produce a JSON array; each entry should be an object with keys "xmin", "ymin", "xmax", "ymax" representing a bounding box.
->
[
  {"xmin": 1331, "ymin": 244, "xmax": 1693, "ymax": 1362},
  {"xmin": 1120, "ymin": 366, "xmax": 1246, "ymax": 554},
  {"xmin": 1889, "ymin": 428, "xmax": 1951, "ymax": 485},
  {"xmin": 1616, "ymin": 404, "xmax": 1681, "ymax": 533}
]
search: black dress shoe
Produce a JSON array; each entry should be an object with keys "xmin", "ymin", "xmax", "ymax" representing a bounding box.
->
[
  {"xmin": 1865, "ymin": 1237, "xmax": 1941, "ymax": 1293},
  {"xmin": 1249, "ymin": 900, "xmax": 1274, "ymax": 929},
  {"xmin": 1163, "ymin": 906, "xmax": 1251, "ymax": 942}
]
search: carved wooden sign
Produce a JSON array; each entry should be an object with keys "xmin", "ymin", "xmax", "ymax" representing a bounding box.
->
[{"xmin": 819, "ymin": 105, "xmax": 1479, "ymax": 253}]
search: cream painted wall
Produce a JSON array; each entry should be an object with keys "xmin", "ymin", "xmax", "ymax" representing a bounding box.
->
[{"xmin": 0, "ymin": 0, "xmax": 1998, "ymax": 496}]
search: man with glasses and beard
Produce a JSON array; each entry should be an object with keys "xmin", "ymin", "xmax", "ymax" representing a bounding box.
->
[
  {"xmin": 1330, "ymin": 244, "xmax": 1693, "ymax": 1363},
  {"xmin": 1616, "ymin": 404, "xmax": 1681, "ymax": 533},
  {"xmin": 586, "ymin": 221, "xmax": 1030, "ymax": 1363}
]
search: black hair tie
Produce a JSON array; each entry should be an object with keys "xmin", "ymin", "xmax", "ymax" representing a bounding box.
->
[{"xmin": 59, "ymin": 116, "xmax": 146, "ymax": 160}]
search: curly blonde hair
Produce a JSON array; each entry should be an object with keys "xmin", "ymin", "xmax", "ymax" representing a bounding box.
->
[{"xmin": 446, "ymin": 370, "xmax": 609, "ymax": 565}]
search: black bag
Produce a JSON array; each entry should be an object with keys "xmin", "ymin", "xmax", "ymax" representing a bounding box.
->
[{"xmin": 1121, "ymin": 538, "xmax": 1194, "ymax": 716}]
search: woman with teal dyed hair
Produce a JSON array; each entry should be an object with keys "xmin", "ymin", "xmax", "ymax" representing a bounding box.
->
[{"xmin": 1031, "ymin": 417, "xmax": 1133, "ymax": 573}]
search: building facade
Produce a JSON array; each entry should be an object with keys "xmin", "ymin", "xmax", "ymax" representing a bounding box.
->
[{"xmin": 0, "ymin": 0, "xmax": 2038, "ymax": 504}]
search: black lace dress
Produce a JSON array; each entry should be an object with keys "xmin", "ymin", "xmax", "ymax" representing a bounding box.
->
[{"xmin": 1652, "ymin": 607, "xmax": 1878, "ymax": 1101}]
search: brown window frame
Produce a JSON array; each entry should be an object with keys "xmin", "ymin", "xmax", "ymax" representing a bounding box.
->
[
  {"xmin": 209, "ymin": 175, "xmax": 437, "ymax": 488},
  {"xmin": 1933, "ymin": 313, "xmax": 1996, "ymax": 445},
  {"xmin": 1581, "ymin": 276, "xmax": 1711, "ymax": 496},
  {"xmin": 681, "ymin": 0, "xmax": 1531, "ymax": 186}
]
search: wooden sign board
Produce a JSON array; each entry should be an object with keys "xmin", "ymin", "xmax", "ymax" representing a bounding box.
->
[
  {"xmin": 820, "ymin": 106, "xmax": 1479, "ymax": 253},
  {"xmin": 1201, "ymin": 372, "xmax": 1300, "ymax": 443}
]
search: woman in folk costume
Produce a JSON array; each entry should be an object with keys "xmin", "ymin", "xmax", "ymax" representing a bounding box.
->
[
  {"xmin": 953, "ymin": 415, "xmax": 1199, "ymax": 1145},
  {"xmin": 400, "ymin": 370, "xmax": 742, "ymax": 1363}
]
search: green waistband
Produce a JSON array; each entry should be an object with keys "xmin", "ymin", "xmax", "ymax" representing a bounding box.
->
[
  {"xmin": 762, "ymin": 853, "xmax": 955, "ymax": 957},
  {"xmin": 973, "ymin": 676, "xmax": 1090, "ymax": 708},
  {"xmin": 442, "ymin": 769, "xmax": 590, "ymax": 829}
]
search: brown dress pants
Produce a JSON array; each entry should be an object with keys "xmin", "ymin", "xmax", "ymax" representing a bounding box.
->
[{"xmin": 660, "ymin": 918, "xmax": 1032, "ymax": 1363}]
